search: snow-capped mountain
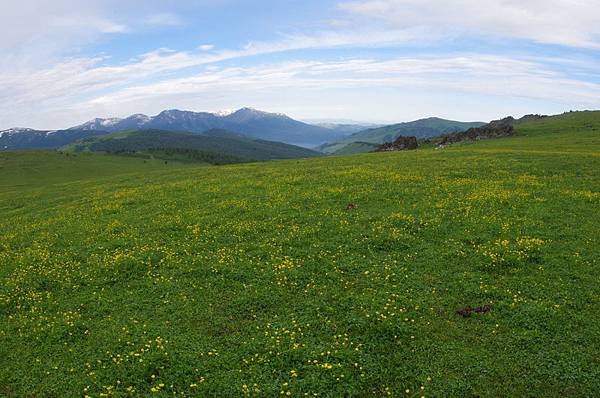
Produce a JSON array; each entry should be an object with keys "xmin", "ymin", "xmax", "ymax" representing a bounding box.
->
[
  {"xmin": 74, "ymin": 114, "xmax": 149, "ymax": 131},
  {"xmin": 75, "ymin": 118, "xmax": 122, "ymax": 130},
  {"xmin": 0, "ymin": 128, "xmax": 36, "ymax": 137},
  {"xmin": 213, "ymin": 109, "xmax": 235, "ymax": 117},
  {"xmin": 1, "ymin": 107, "xmax": 355, "ymax": 150},
  {"xmin": 0, "ymin": 128, "xmax": 109, "ymax": 150},
  {"xmin": 69, "ymin": 107, "xmax": 339, "ymax": 147}
]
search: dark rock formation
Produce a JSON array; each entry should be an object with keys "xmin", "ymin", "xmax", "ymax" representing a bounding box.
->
[
  {"xmin": 456, "ymin": 305, "xmax": 492, "ymax": 318},
  {"xmin": 518, "ymin": 114, "xmax": 547, "ymax": 123},
  {"xmin": 377, "ymin": 135, "xmax": 418, "ymax": 151},
  {"xmin": 435, "ymin": 117, "xmax": 515, "ymax": 147}
]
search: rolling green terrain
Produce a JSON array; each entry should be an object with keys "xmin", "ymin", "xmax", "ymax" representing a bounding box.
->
[
  {"xmin": 66, "ymin": 129, "xmax": 321, "ymax": 164},
  {"xmin": 320, "ymin": 118, "xmax": 485, "ymax": 154},
  {"xmin": 1, "ymin": 112, "xmax": 599, "ymax": 397},
  {"xmin": 0, "ymin": 151, "xmax": 184, "ymax": 191},
  {"xmin": 331, "ymin": 142, "xmax": 381, "ymax": 156}
]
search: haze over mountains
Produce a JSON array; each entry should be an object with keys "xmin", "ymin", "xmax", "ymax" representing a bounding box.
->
[
  {"xmin": 0, "ymin": 128, "xmax": 112, "ymax": 151},
  {"xmin": 1, "ymin": 107, "xmax": 486, "ymax": 154},
  {"xmin": 71, "ymin": 108, "xmax": 342, "ymax": 148}
]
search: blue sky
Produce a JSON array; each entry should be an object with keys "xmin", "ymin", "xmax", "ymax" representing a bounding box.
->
[{"xmin": 1, "ymin": 0, "xmax": 600, "ymax": 129}]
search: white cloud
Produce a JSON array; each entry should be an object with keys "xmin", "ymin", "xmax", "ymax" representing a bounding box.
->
[
  {"xmin": 0, "ymin": 1, "xmax": 129, "ymax": 56},
  {"xmin": 0, "ymin": 28, "xmax": 429, "ymax": 116},
  {"xmin": 1, "ymin": 1, "xmax": 599, "ymax": 128},
  {"xmin": 83, "ymin": 56, "xmax": 600, "ymax": 107},
  {"xmin": 50, "ymin": 16, "xmax": 129, "ymax": 33},
  {"xmin": 3, "ymin": 49, "xmax": 598, "ymax": 128},
  {"xmin": 339, "ymin": 0, "xmax": 600, "ymax": 48},
  {"xmin": 144, "ymin": 13, "xmax": 183, "ymax": 26}
]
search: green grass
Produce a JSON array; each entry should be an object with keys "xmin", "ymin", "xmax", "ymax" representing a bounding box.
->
[
  {"xmin": 332, "ymin": 142, "xmax": 380, "ymax": 155},
  {"xmin": 0, "ymin": 151, "xmax": 186, "ymax": 191},
  {"xmin": 0, "ymin": 112, "xmax": 599, "ymax": 397}
]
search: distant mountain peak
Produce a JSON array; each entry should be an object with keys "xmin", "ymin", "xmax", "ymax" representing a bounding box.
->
[
  {"xmin": 74, "ymin": 117, "xmax": 123, "ymax": 130},
  {"xmin": 129, "ymin": 114, "xmax": 150, "ymax": 121},
  {"xmin": 158, "ymin": 109, "xmax": 187, "ymax": 117},
  {"xmin": 1, "ymin": 127, "xmax": 37, "ymax": 135},
  {"xmin": 213, "ymin": 109, "xmax": 235, "ymax": 117},
  {"xmin": 56, "ymin": 107, "xmax": 342, "ymax": 147},
  {"xmin": 237, "ymin": 106, "xmax": 260, "ymax": 112},
  {"xmin": 232, "ymin": 107, "xmax": 265, "ymax": 115},
  {"xmin": 230, "ymin": 107, "xmax": 290, "ymax": 120}
]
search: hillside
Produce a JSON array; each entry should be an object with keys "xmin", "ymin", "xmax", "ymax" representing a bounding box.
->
[
  {"xmin": 320, "ymin": 117, "xmax": 485, "ymax": 154},
  {"xmin": 66, "ymin": 129, "xmax": 322, "ymax": 164},
  {"xmin": 332, "ymin": 141, "xmax": 380, "ymax": 155},
  {"xmin": 0, "ymin": 151, "xmax": 183, "ymax": 190},
  {"xmin": 1, "ymin": 112, "xmax": 599, "ymax": 396},
  {"xmin": 312, "ymin": 122, "xmax": 382, "ymax": 136}
]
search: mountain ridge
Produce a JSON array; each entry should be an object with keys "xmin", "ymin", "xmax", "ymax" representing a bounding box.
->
[
  {"xmin": 0, "ymin": 128, "xmax": 110, "ymax": 151},
  {"xmin": 319, "ymin": 117, "xmax": 486, "ymax": 154},
  {"xmin": 68, "ymin": 107, "xmax": 336, "ymax": 147},
  {"xmin": 2, "ymin": 110, "xmax": 485, "ymax": 152}
]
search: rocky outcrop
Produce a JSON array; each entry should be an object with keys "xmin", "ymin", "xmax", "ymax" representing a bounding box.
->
[
  {"xmin": 436, "ymin": 117, "xmax": 515, "ymax": 147},
  {"xmin": 377, "ymin": 135, "xmax": 418, "ymax": 151},
  {"xmin": 430, "ymin": 114, "xmax": 547, "ymax": 148},
  {"xmin": 518, "ymin": 114, "xmax": 547, "ymax": 123}
]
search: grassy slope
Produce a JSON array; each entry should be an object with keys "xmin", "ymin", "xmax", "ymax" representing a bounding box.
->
[
  {"xmin": 0, "ymin": 151, "xmax": 186, "ymax": 191},
  {"xmin": 333, "ymin": 141, "xmax": 380, "ymax": 155},
  {"xmin": 1, "ymin": 113, "xmax": 599, "ymax": 397},
  {"xmin": 321, "ymin": 118, "xmax": 485, "ymax": 154}
]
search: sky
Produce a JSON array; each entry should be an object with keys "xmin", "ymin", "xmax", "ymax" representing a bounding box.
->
[{"xmin": 1, "ymin": 0, "xmax": 600, "ymax": 129}]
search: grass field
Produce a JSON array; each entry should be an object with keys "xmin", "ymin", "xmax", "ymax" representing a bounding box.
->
[
  {"xmin": 0, "ymin": 151, "xmax": 187, "ymax": 191},
  {"xmin": 1, "ymin": 113, "xmax": 599, "ymax": 397}
]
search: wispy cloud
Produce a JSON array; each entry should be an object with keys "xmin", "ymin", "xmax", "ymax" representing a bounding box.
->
[
  {"xmin": 0, "ymin": 1, "xmax": 129, "ymax": 54},
  {"xmin": 144, "ymin": 13, "xmax": 183, "ymax": 27},
  {"xmin": 339, "ymin": 0, "xmax": 600, "ymax": 49},
  {"xmin": 50, "ymin": 16, "xmax": 129, "ymax": 33},
  {"xmin": 1, "ymin": 1, "xmax": 599, "ymax": 128},
  {"xmin": 0, "ymin": 28, "xmax": 430, "ymax": 111},
  {"xmin": 85, "ymin": 56, "xmax": 600, "ymax": 106},
  {"xmin": 3, "ymin": 47, "xmax": 599, "ymax": 128}
]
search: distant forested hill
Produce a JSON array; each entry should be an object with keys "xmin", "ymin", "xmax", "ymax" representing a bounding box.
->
[{"xmin": 65, "ymin": 129, "xmax": 322, "ymax": 164}]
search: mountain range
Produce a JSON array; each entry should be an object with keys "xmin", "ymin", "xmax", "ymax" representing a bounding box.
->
[
  {"xmin": 70, "ymin": 108, "xmax": 346, "ymax": 147},
  {"xmin": 0, "ymin": 128, "xmax": 110, "ymax": 151},
  {"xmin": 1, "ymin": 109, "xmax": 485, "ymax": 156}
]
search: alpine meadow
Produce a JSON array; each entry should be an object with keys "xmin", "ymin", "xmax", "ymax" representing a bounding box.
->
[
  {"xmin": 1, "ymin": 112, "xmax": 599, "ymax": 396},
  {"xmin": 2, "ymin": 1, "xmax": 600, "ymax": 397}
]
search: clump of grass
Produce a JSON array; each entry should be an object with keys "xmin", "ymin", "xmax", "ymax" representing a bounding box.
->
[{"xmin": 476, "ymin": 237, "xmax": 546, "ymax": 270}]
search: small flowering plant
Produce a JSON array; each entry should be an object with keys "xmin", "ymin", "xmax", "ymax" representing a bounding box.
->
[{"xmin": 477, "ymin": 237, "xmax": 546, "ymax": 269}]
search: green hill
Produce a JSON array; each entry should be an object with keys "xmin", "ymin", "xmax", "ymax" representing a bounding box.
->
[
  {"xmin": 1, "ymin": 112, "xmax": 599, "ymax": 396},
  {"xmin": 66, "ymin": 128, "xmax": 322, "ymax": 164},
  {"xmin": 332, "ymin": 141, "xmax": 380, "ymax": 155},
  {"xmin": 320, "ymin": 117, "xmax": 485, "ymax": 154},
  {"xmin": 0, "ymin": 150, "xmax": 184, "ymax": 191}
]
